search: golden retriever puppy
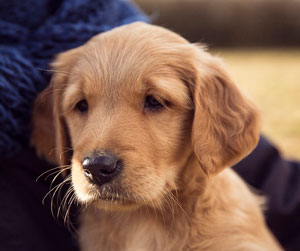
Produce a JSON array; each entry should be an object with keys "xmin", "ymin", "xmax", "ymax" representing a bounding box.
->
[{"xmin": 32, "ymin": 22, "xmax": 282, "ymax": 251}]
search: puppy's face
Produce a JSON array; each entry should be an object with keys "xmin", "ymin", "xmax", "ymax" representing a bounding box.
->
[
  {"xmin": 55, "ymin": 23, "xmax": 195, "ymax": 209},
  {"xmin": 32, "ymin": 22, "xmax": 260, "ymax": 210}
]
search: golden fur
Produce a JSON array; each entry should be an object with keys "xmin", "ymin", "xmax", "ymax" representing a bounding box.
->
[{"xmin": 32, "ymin": 22, "xmax": 282, "ymax": 250}]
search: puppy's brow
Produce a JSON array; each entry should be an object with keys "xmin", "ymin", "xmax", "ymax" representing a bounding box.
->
[
  {"xmin": 62, "ymin": 82, "xmax": 83, "ymax": 112},
  {"xmin": 145, "ymin": 78, "xmax": 192, "ymax": 109}
]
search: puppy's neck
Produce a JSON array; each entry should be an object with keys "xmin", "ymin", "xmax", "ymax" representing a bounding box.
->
[{"xmin": 175, "ymin": 155, "xmax": 212, "ymax": 212}]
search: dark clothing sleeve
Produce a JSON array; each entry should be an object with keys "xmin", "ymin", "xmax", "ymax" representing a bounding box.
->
[
  {"xmin": 0, "ymin": 0, "xmax": 148, "ymax": 158},
  {"xmin": 233, "ymin": 135, "xmax": 300, "ymax": 251}
]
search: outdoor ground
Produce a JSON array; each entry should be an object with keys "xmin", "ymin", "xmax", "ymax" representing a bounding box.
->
[{"xmin": 213, "ymin": 49, "xmax": 300, "ymax": 161}]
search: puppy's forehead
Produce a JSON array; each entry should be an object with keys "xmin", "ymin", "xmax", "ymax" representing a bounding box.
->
[{"xmin": 69, "ymin": 23, "xmax": 192, "ymax": 103}]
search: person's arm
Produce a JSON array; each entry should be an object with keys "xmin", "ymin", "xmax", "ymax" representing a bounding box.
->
[
  {"xmin": 233, "ymin": 135, "xmax": 300, "ymax": 250},
  {"xmin": 0, "ymin": 0, "xmax": 148, "ymax": 159}
]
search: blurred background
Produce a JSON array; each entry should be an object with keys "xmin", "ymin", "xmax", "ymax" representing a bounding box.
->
[{"xmin": 135, "ymin": 0, "xmax": 300, "ymax": 161}]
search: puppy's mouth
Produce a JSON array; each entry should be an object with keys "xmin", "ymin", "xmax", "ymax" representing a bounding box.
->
[
  {"xmin": 98, "ymin": 187, "xmax": 129, "ymax": 202},
  {"xmin": 89, "ymin": 184, "xmax": 136, "ymax": 208}
]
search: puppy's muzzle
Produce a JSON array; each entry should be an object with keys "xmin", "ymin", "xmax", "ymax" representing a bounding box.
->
[{"xmin": 82, "ymin": 152, "xmax": 122, "ymax": 186}]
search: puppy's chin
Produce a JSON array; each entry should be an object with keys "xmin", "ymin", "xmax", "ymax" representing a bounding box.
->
[
  {"xmin": 73, "ymin": 185, "xmax": 163, "ymax": 212},
  {"xmin": 74, "ymin": 181, "xmax": 166, "ymax": 211},
  {"xmin": 92, "ymin": 194, "xmax": 140, "ymax": 211}
]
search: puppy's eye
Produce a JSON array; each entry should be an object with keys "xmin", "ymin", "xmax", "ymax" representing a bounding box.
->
[
  {"xmin": 144, "ymin": 95, "xmax": 163, "ymax": 110},
  {"xmin": 75, "ymin": 99, "xmax": 88, "ymax": 113}
]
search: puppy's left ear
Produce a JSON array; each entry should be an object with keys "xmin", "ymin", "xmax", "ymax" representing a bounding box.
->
[
  {"xmin": 31, "ymin": 46, "xmax": 82, "ymax": 165},
  {"xmin": 190, "ymin": 49, "xmax": 261, "ymax": 175}
]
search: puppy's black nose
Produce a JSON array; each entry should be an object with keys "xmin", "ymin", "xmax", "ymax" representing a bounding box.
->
[{"xmin": 82, "ymin": 153, "xmax": 122, "ymax": 186}]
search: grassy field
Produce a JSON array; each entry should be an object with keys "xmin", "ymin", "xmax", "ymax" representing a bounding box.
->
[{"xmin": 212, "ymin": 49, "xmax": 300, "ymax": 161}]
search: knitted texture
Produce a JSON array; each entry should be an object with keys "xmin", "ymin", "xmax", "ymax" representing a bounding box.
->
[{"xmin": 0, "ymin": 0, "xmax": 148, "ymax": 157}]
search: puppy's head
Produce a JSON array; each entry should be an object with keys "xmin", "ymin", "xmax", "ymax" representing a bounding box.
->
[{"xmin": 32, "ymin": 22, "xmax": 260, "ymax": 210}]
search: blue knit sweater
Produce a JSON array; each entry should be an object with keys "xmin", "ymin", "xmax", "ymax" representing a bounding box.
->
[{"xmin": 0, "ymin": 0, "xmax": 148, "ymax": 157}]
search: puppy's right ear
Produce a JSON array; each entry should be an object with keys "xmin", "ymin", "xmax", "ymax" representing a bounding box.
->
[{"xmin": 31, "ymin": 47, "xmax": 82, "ymax": 165}]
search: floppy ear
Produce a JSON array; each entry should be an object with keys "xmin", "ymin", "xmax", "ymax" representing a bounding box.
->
[
  {"xmin": 31, "ymin": 84, "xmax": 57, "ymax": 163},
  {"xmin": 190, "ymin": 50, "xmax": 261, "ymax": 175},
  {"xmin": 31, "ymin": 47, "xmax": 82, "ymax": 166}
]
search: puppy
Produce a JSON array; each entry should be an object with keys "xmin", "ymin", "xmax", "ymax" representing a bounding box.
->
[{"xmin": 32, "ymin": 22, "xmax": 282, "ymax": 251}]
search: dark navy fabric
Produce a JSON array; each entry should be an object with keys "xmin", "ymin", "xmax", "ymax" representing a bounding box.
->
[
  {"xmin": 233, "ymin": 136, "xmax": 300, "ymax": 250},
  {"xmin": 0, "ymin": 0, "xmax": 148, "ymax": 157}
]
